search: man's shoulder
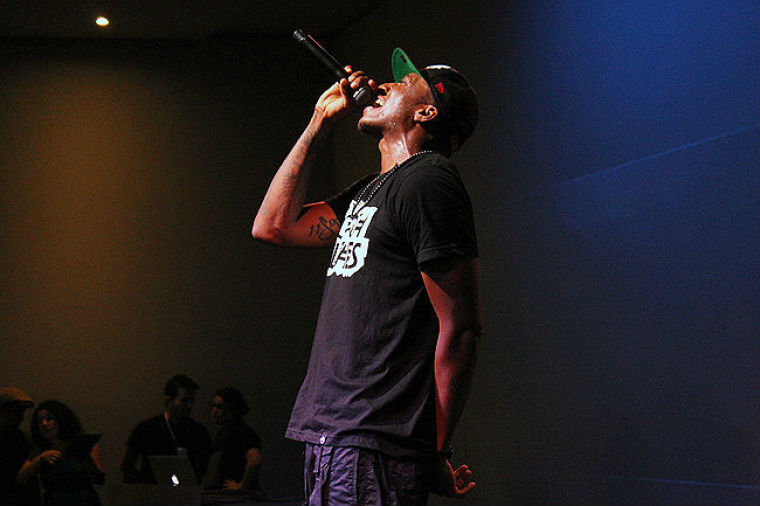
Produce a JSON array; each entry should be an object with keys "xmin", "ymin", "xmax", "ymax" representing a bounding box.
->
[
  {"xmin": 398, "ymin": 153, "xmax": 462, "ymax": 185},
  {"xmin": 126, "ymin": 415, "xmax": 166, "ymax": 448},
  {"xmin": 131, "ymin": 414, "xmax": 164, "ymax": 432},
  {"xmin": 391, "ymin": 154, "xmax": 468, "ymax": 203},
  {"xmin": 407, "ymin": 152, "xmax": 456, "ymax": 170}
]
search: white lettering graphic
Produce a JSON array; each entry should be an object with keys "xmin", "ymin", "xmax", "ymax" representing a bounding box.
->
[{"xmin": 327, "ymin": 202, "xmax": 377, "ymax": 277}]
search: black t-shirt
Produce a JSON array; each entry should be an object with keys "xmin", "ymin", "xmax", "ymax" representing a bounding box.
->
[
  {"xmin": 124, "ymin": 414, "xmax": 212, "ymax": 483},
  {"xmin": 286, "ymin": 152, "xmax": 478, "ymax": 456},
  {"xmin": 213, "ymin": 421, "xmax": 262, "ymax": 489}
]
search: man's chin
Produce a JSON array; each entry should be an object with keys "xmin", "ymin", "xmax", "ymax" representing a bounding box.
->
[{"xmin": 357, "ymin": 118, "xmax": 382, "ymax": 139}]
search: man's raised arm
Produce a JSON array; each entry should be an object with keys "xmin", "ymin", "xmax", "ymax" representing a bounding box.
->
[{"xmin": 252, "ymin": 68, "xmax": 376, "ymax": 247}]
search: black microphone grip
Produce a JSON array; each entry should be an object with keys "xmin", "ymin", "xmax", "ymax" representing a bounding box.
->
[{"xmin": 293, "ymin": 29, "xmax": 372, "ymax": 106}]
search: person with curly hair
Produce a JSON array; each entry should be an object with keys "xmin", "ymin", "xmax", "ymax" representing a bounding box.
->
[
  {"xmin": 17, "ymin": 400, "xmax": 104, "ymax": 506},
  {"xmin": 205, "ymin": 387, "xmax": 263, "ymax": 498}
]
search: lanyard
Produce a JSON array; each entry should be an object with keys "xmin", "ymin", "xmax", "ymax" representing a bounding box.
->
[{"xmin": 163, "ymin": 412, "xmax": 178, "ymax": 448}]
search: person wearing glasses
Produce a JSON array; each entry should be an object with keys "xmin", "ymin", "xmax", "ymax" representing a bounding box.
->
[{"xmin": 205, "ymin": 387, "xmax": 263, "ymax": 499}]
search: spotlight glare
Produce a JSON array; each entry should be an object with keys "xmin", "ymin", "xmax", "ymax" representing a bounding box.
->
[{"xmin": 96, "ymin": 16, "xmax": 109, "ymax": 27}]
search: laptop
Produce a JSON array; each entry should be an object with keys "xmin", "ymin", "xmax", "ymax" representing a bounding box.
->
[
  {"xmin": 149, "ymin": 455, "xmax": 198, "ymax": 487},
  {"xmin": 108, "ymin": 456, "xmax": 201, "ymax": 506}
]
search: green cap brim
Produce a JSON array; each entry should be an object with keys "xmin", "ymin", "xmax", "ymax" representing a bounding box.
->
[{"xmin": 392, "ymin": 48, "xmax": 422, "ymax": 82}]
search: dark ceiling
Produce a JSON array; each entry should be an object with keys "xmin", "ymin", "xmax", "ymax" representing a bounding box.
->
[{"xmin": 0, "ymin": 1, "xmax": 384, "ymax": 39}]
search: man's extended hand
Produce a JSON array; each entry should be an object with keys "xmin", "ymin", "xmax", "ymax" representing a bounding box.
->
[{"xmin": 431, "ymin": 456, "xmax": 476, "ymax": 497}]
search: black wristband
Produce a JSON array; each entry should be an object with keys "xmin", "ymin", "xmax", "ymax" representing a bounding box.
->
[{"xmin": 437, "ymin": 445, "xmax": 453, "ymax": 460}]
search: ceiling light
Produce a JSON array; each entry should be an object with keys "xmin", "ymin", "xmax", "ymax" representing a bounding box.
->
[{"xmin": 96, "ymin": 16, "xmax": 110, "ymax": 27}]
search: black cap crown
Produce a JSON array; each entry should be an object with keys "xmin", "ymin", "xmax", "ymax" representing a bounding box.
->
[{"xmin": 392, "ymin": 48, "xmax": 478, "ymax": 151}]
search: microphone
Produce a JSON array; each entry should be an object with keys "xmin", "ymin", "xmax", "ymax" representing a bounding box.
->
[{"xmin": 293, "ymin": 29, "xmax": 373, "ymax": 106}]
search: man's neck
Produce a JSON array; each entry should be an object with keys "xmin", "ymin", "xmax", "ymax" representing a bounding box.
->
[{"xmin": 378, "ymin": 135, "xmax": 426, "ymax": 173}]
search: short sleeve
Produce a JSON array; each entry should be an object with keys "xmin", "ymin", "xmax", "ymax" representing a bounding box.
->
[
  {"xmin": 394, "ymin": 164, "xmax": 478, "ymax": 266},
  {"xmin": 126, "ymin": 422, "xmax": 146, "ymax": 451}
]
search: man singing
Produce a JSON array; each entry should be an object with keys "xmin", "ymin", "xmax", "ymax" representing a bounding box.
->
[{"xmin": 253, "ymin": 47, "xmax": 481, "ymax": 505}]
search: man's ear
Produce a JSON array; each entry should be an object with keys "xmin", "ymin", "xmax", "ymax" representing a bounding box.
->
[{"xmin": 414, "ymin": 104, "xmax": 439, "ymax": 124}]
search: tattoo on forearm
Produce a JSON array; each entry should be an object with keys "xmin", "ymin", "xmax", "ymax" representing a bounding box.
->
[{"xmin": 309, "ymin": 216, "xmax": 341, "ymax": 242}]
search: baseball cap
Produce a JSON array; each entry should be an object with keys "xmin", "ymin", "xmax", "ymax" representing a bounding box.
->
[
  {"xmin": 0, "ymin": 387, "xmax": 34, "ymax": 408},
  {"xmin": 391, "ymin": 48, "xmax": 478, "ymax": 151}
]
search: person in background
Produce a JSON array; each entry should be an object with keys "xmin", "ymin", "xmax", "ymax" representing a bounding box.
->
[
  {"xmin": 205, "ymin": 387, "xmax": 264, "ymax": 499},
  {"xmin": 0, "ymin": 387, "xmax": 40, "ymax": 506},
  {"xmin": 120, "ymin": 374, "xmax": 212, "ymax": 484},
  {"xmin": 17, "ymin": 400, "xmax": 104, "ymax": 506}
]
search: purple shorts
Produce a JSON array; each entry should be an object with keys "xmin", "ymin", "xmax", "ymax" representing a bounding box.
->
[{"xmin": 303, "ymin": 444, "xmax": 430, "ymax": 506}]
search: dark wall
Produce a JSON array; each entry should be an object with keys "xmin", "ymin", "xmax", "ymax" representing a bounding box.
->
[
  {"xmin": 0, "ymin": 36, "xmax": 336, "ymax": 496},
  {"xmin": 335, "ymin": 1, "xmax": 758, "ymax": 504}
]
